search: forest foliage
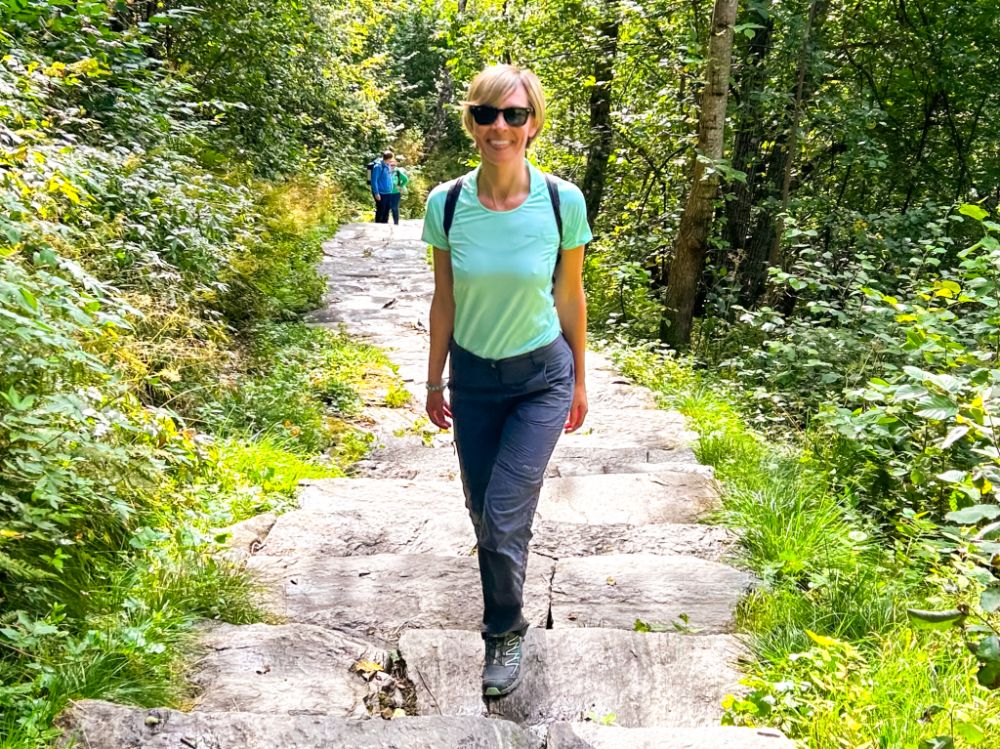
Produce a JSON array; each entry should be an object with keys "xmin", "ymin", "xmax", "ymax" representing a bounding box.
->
[
  {"xmin": 3, "ymin": 0, "xmax": 1000, "ymax": 746},
  {"xmin": 0, "ymin": 1, "xmax": 400, "ymax": 744}
]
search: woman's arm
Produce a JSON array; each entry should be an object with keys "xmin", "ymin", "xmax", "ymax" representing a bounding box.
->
[
  {"xmin": 554, "ymin": 245, "xmax": 588, "ymax": 432},
  {"xmin": 426, "ymin": 247, "xmax": 455, "ymax": 429}
]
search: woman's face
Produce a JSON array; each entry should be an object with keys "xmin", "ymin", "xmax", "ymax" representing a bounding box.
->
[{"xmin": 471, "ymin": 85, "xmax": 539, "ymax": 168}]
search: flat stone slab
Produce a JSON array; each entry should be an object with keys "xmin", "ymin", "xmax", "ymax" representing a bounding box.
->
[
  {"xmin": 559, "ymin": 408, "xmax": 696, "ymax": 451},
  {"xmin": 399, "ymin": 629, "xmax": 743, "ymax": 727},
  {"xmin": 264, "ymin": 488, "xmax": 730, "ymax": 561},
  {"xmin": 551, "ymin": 554, "xmax": 752, "ymax": 633},
  {"xmin": 299, "ymin": 474, "xmax": 717, "ymax": 528},
  {"xmin": 247, "ymin": 553, "xmax": 553, "ymax": 646},
  {"xmin": 258, "ymin": 506, "xmax": 475, "ymax": 557},
  {"xmin": 357, "ymin": 443, "xmax": 704, "ymax": 481},
  {"xmin": 533, "ymin": 520, "xmax": 733, "ymax": 561},
  {"xmin": 191, "ymin": 623, "xmax": 381, "ymax": 715},
  {"xmin": 536, "ymin": 472, "xmax": 717, "ymax": 525},
  {"xmin": 547, "ymin": 723, "xmax": 794, "ymax": 748},
  {"xmin": 58, "ymin": 700, "xmax": 543, "ymax": 749}
]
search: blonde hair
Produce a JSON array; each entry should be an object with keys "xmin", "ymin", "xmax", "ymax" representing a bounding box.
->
[{"xmin": 461, "ymin": 64, "xmax": 546, "ymax": 146}]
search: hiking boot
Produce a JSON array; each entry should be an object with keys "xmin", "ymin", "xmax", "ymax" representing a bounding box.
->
[{"xmin": 482, "ymin": 630, "xmax": 525, "ymax": 697}]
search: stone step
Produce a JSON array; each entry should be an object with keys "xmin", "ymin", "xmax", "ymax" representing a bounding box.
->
[
  {"xmin": 299, "ymin": 473, "xmax": 716, "ymax": 528},
  {"xmin": 399, "ymin": 629, "xmax": 743, "ymax": 727},
  {"xmin": 547, "ymin": 723, "xmax": 794, "ymax": 748},
  {"xmin": 246, "ymin": 553, "xmax": 553, "ymax": 646},
  {"xmin": 551, "ymin": 554, "xmax": 752, "ymax": 633},
  {"xmin": 559, "ymin": 408, "xmax": 696, "ymax": 451},
  {"xmin": 536, "ymin": 472, "xmax": 716, "ymax": 525},
  {"xmin": 190, "ymin": 623, "xmax": 383, "ymax": 716},
  {"xmin": 58, "ymin": 700, "xmax": 544, "ymax": 749},
  {"xmin": 256, "ymin": 503, "xmax": 733, "ymax": 562},
  {"xmin": 356, "ymin": 442, "xmax": 705, "ymax": 481}
]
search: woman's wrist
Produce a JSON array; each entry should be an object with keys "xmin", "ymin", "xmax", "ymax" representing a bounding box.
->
[{"xmin": 426, "ymin": 381, "xmax": 447, "ymax": 393}]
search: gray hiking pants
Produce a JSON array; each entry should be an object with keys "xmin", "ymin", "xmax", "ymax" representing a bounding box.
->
[{"xmin": 448, "ymin": 335, "xmax": 575, "ymax": 637}]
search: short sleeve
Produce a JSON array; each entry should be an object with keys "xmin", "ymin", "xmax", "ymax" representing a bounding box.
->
[
  {"xmin": 558, "ymin": 183, "xmax": 593, "ymax": 250},
  {"xmin": 421, "ymin": 185, "xmax": 450, "ymax": 250}
]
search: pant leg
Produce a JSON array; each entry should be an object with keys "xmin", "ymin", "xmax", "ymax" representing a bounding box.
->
[
  {"xmin": 375, "ymin": 194, "xmax": 391, "ymax": 223},
  {"xmin": 478, "ymin": 341, "xmax": 575, "ymax": 636},
  {"xmin": 389, "ymin": 193, "xmax": 401, "ymax": 224},
  {"xmin": 451, "ymin": 386, "xmax": 506, "ymax": 543}
]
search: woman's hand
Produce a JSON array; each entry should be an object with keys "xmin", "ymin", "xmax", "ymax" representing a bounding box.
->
[
  {"xmin": 426, "ymin": 390, "xmax": 452, "ymax": 430},
  {"xmin": 565, "ymin": 382, "xmax": 588, "ymax": 433}
]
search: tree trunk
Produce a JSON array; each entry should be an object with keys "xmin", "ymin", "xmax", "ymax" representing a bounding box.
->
[
  {"xmin": 660, "ymin": 0, "xmax": 738, "ymax": 348},
  {"xmin": 763, "ymin": 0, "xmax": 830, "ymax": 311},
  {"xmin": 723, "ymin": 9, "xmax": 774, "ymax": 305},
  {"xmin": 423, "ymin": 0, "xmax": 467, "ymax": 155},
  {"xmin": 581, "ymin": 0, "xmax": 621, "ymax": 228}
]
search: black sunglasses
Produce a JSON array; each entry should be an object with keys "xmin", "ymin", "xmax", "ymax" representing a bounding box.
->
[{"xmin": 468, "ymin": 105, "xmax": 534, "ymax": 127}]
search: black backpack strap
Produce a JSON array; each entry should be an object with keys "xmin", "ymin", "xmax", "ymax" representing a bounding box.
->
[
  {"xmin": 544, "ymin": 174, "xmax": 563, "ymax": 246},
  {"xmin": 443, "ymin": 177, "xmax": 465, "ymax": 239}
]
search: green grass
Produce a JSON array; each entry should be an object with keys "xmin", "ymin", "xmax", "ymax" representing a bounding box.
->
[{"xmin": 612, "ymin": 343, "xmax": 1000, "ymax": 748}]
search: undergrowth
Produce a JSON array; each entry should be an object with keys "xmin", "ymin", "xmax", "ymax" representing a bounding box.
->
[{"xmin": 613, "ymin": 343, "xmax": 1000, "ymax": 748}]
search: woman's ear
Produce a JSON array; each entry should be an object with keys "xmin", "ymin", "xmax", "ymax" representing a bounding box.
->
[{"xmin": 527, "ymin": 122, "xmax": 540, "ymax": 148}]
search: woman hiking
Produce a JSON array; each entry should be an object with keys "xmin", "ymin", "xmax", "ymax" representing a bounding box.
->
[{"xmin": 421, "ymin": 64, "xmax": 592, "ymax": 697}]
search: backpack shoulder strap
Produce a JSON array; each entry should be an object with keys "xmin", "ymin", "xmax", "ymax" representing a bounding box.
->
[
  {"xmin": 543, "ymin": 174, "xmax": 563, "ymax": 246},
  {"xmin": 443, "ymin": 177, "xmax": 465, "ymax": 239}
]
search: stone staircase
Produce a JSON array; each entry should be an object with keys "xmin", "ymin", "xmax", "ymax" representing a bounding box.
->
[{"xmin": 59, "ymin": 222, "xmax": 792, "ymax": 748}]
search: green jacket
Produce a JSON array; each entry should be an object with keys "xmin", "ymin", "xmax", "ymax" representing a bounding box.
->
[{"xmin": 389, "ymin": 167, "xmax": 409, "ymax": 194}]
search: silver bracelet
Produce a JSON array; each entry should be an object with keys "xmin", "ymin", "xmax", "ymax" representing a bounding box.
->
[{"xmin": 426, "ymin": 381, "xmax": 447, "ymax": 393}]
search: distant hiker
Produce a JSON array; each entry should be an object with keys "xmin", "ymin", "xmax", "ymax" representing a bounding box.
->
[
  {"xmin": 371, "ymin": 149, "xmax": 395, "ymax": 223},
  {"xmin": 386, "ymin": 158, "xmax": 409, "ymax": 225},
  {"xmin": 422, "ymin": 65, "xmax": 592, "ymax": 698},
  {"xmin": 365, "ymin": 156, "xmax": 379, "ymax": 214}
]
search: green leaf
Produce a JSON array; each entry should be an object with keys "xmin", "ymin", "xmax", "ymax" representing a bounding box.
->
[
  {"xmin": 945, "ymin": 505, "xmax": 1000, "ymax": 525},
  {"xmin": 906, "ymin": 608, "xmax": 965, "ymax": 630},
  {"xmin": 914, "ymin": 395, "xmax": 959, "ymax": 420},
  {"xmin": 955, "ymin": 720, "xmax": 986, "ymax": 744},
  {"xmin": 919, "ymin": 737, "xmax": 954, "ymax": 749},
  {"xmin": 977, "ymin": 661, "xmax": 1000, "ymax": 689},
  {"xmin": 939, "ymin": 426, "xmax": 969, "ymax": 449},
  {"xmin": 19, "ymin": 288, "xmax": 39, "ymax": 312},
  {"xmin": 959, "ymin": 203, "xmax": 989, "ymax": 222},
  {"xmin": 981, "ymin": 587, "xmax": 1000, "ymax": 614},
  {"xmin": 976, "ymin": 635, "xmax": 1000, "ymax": 663},
  {"xmin": 936, "ymin": 470, "xmax": 966, "ymax": 484}
]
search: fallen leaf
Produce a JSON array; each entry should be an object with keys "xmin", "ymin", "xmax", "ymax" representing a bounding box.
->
[{"xmin": 353, "ymin": 659, "xmax": 384, "ymax": 676}]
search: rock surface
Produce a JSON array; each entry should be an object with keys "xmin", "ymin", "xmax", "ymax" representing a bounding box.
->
[
  {"xmin": 546, "ymin": 723, "xmax": 795, "ymax": 748},
  {"xmin": 191, "ymin": 623, "xmax": 382, "ymax": 716},
  {"xmin": 247, "ymin": 552, "xmax": 554, "ymax": 645},
  {"xmin": 550, "ymin": 553, "xmax": 753, "ymax": 632},
  {"xmin": 59, "ymin": 700, "xmax": 544, "ymax": 749},
  {"xmin": 399, "ymin": 629, "xmax": 744, "ymax": 727}
]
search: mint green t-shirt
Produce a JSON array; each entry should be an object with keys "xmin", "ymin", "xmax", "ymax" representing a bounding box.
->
[{"xmin": 422, "ymin": 161, "xmax": 593, "ymax": 360}]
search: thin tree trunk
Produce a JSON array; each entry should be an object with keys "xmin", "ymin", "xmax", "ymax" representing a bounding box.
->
[
  {"xmin": 901, "ymin": 90, "xmax": 940, "ymax": 213},
  {"xmin": 724, "ymin": 9, "xmax": 774, "ymax": 307},
  {"xmin": 581, "ymin": 0, "xmax": 621, "ymax": 228},
  {"xmin": 763, "ymin": 0, "xmax": 824, "ymax": 308},
  {"xmin": 423, "ymin": 0, "xmax": 467, "ymax": 155},
  {"xmin": 660, "ymin": 0, "xmax": 738, "ymax": 348}
]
